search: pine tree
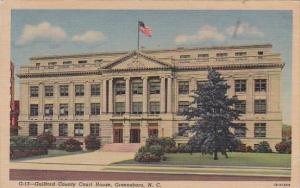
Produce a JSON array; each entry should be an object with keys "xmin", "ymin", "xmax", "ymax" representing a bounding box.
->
[{"xmin": 182, "ymin": 68, "xmax": 242, "ymax": 160}]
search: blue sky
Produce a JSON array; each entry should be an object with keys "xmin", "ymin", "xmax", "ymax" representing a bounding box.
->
[{"xmin": 11, "ymin": 10, "xmax": 292, "ymax": 124}]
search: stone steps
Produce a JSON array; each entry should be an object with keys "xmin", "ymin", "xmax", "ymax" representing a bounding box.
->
[{"xmin": 100, "ymin": 143, "xmax": 142, "ymax": 152}]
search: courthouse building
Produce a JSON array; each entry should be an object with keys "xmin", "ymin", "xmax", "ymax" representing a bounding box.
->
[{"xmin": 17, "ymin": 44, "xmax": 284, "ymax": 149}]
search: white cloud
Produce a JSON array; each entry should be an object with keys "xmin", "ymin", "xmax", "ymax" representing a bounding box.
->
[
  {"xmin": 225, "ymin": 22, "xmax": 264, "ymax": 37},
  {"xmin": 175, "ymin": 25, "xmax": 225, "ymax": 44},
  {"xmin": 16, "ymin": 22, "xmax": 67, "ymax": 46},
  {"xmin": 72, "ymin": 31, "xmax": 105, "ymax": 44}
]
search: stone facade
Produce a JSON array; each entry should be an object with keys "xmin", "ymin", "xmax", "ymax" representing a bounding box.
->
[{"xmin": 17, "ymin": 44, "xmax": 284, "ymax": 150}]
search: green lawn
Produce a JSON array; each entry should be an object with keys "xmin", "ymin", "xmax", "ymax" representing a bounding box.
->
[
  {"xmin": 116, "ymin": 152, "xmax": 291, "ymax": 168},
  {"xmin": 11, "ymin": 149, "xmax": 89, "ymax": 161}
]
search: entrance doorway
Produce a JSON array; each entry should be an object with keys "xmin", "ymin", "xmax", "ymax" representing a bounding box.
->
[
  {"xmin": 113, "ymin": 128, "xmax": 123, "ymax": 143},
  {"xmin": 130, "ymin": 129, "xmax": 140, "ymax": 143}
]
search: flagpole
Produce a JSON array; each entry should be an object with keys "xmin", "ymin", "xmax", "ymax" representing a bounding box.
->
[{"xmin": 137, "ymin": 21, "xmax": 140, "ymax": 51}]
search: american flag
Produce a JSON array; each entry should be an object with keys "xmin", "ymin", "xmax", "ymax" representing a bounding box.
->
[{"xmin": 138, "ymin": 21, "xmax": 152, "ymax": 37}]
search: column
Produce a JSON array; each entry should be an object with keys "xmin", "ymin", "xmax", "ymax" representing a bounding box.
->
[
  {"xmin": 167, "ymin": 77, "xmax": 172, "ymax": 113},
  {"xmin": 142, "ymin": 76, "xmax": 148, "ymax": 113},
  {"xmin": 84, "ymin": 81, "xmax": 91, "ymax": 117},
  {"xmin": 102, "ymin": 80, "xmax": 107, "ymax": 113},
  {"xmin": 140, "ymin": 121, "xmax": 148, "ymax": 143},
  {"xmin": 190, "ymin": 77, "xmax": 196, "ymax": 93},
  {"xmin": 125, "ymin": 77, "xmax": 130, "ymax": 114},
  {"xmin": 123, "ymin": 121, "xmax": 130, "ymax": 143},
  {"xmin": 108, "ymin": 79, "xmax": 113, "ymax": 113},
  {"xmin": 38, "ymin": 82, "xmax": 44, "ymax": 119},
  {"xmin": 228, "ymin": 75, "xmax": 234, "ymax": 97},
  {"xmin": 69, "ymin": 82, "xmax": 74, "ymax": 119},
  {"xmin": 247, "ymin": 75, "xmax": 253, "ymax": 113},
  {"xmin": 54, "ymin": 83, "xmax": 59, "ymax": 119},
  {"xmin": 160, "ymin": 77, "xmax": 166, "ymax": 113}
]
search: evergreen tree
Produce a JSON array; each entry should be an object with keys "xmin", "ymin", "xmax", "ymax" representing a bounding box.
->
[{"xmin": 182, "ymin": 68, "xmax": 242, "ymax": 160}]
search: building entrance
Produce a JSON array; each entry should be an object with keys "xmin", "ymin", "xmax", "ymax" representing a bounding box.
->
[
  {"xmin": 130, "ymin": 129, "xmax": 140, "ymax": 143},
  {"xmin": 113, "ymin": 128, "xmax": 123, "ymax": 143}
]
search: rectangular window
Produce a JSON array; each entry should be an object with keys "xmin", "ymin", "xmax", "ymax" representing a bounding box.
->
[
  {"xmin": 30, "ymin": 104, "xmax": 38, "ymax": 116},
  {"xmin": 90, "ymin": 124, "xmax": 100, "ymax": 136},
  {"xmin": 59, "ymin": 124, "xmax": 68, "ymax": 136},
  {"xmin": 235, "ymin": 52, "xmax": 247, "ymax": 60},
  {"xmin": 178, "ymin": 123, "xmax": 189, "ymax": 136},
  {"xmin": 74, "ymin": 123, "xmax": 84, "ymax": 136},
  {"xmin": 29, "ymin": 124, "xmax": 38, "ymax": 136},
  {"xmin": 216, "ymin": 53, "xmax": 228, "ymax": 61},
  {"xmin": 63, "ymin": 61, "xmax": 72, "ymax": 64},
  {"xmin": 254, "ymin": 123, "xmax": 266, "ymax": 138},
  {"xmin": 115, "ymin": 81, "xmax": 125, "ymax": 95},
  {"xmin": 234, "ymin": 123, "xmax": 246, "ymax": 137},
  {"xmin": 132, "ymin": 81, "xmax": 143, "ymax": 95},
  {"xmin": 149, "ymin": 80, "xmax": 160, "ymax": 94},
  {"xmin": 44, "ymin": 124, "xmax": 52, "ymax": 133},
  {"xmin": 196, "ymin": 80, "xmax": 208, "ymax": 90},
  {"xmin": 235, "ymin": 100, "xmax": 246, "ymax": 114},
  {"xmin": 78, "ymin": 60, "xmax": 87, "ymax": 64},
  {"xmin": 59, "ymin": 104, "xmax": 68, "ymax": 116},
  {"xmin": 60, "ymin": 85, "xmax": 69, "ymax": 96},
  {"xmin": 132, "ymin": 102, "xmax": 143, "ymax": 114},
  {"xmin": 235, "ymin": 80, "xmax": 247, "ymax": 92},
  {"xmin": 75, "ymin": 85, "xmax": 84, "ymax": 96},
  {"xmin": 198, "ymin": 54, "xmax": 209, "ymax": 62},
  {"xmin": 255, "ymin": 100, "xmax": 267, "ymax": 114},
  {"xmin": 94, "ymin": 59, "xmax": 103, "ymax": 63},
  {"xmin": 48, "ymin": 62, "xmax": 57, "ymax": 66},
  {"xmin": 30, "ymin": 86, "xmax": 39, "ymax": 97},
  {"xmin": 258, "ymin": 51, "xmax": 264, "ymax": 59},
  {"xmin": 91, "ymin": 103, "xmax": 100, "ymax": 115},
  {"xmin": 44, "ymin": 104, "xmax": 53, "ymax": 116},
  {"xmin": 178, "ymin": 101, "xmax": 189, "ymax": 113},
  {"xmin": 75, "ymin": 103, "xmax": 84, "ymax": 116},
  {"xmin": 115, "ymin": 102, "xmax": 125, "ymax": 115},
  {"xmin": 149, "ymin": 102, "xmax": 160, "ymax": 114},
  {"xmin": 178, "ymin": 81, "xmax": 189, "ymax": 95},
  {"xmin": 91, "ymin": 84, "xmax": 100, "ymax": 96},
  {"xmin": 255, "ymin": 79, "xmax": 267, "ymax": 92},
  {"xmin": 45, "ymin": 86, "xmax": 54, "ymax": 97}
]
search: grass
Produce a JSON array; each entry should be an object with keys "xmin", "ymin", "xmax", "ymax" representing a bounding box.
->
[
  {"xmin": 11, "ymin": 149, "xmax": 89, "ymax": 161},
  {"xmin": 115, "ymin": 152, "xmax": 291, "ymax": 168}
]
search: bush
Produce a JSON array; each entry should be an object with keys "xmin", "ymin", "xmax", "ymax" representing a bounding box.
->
[
  {"xmin": 177, "ymin": 144, "xmax": 191, "ymax": 153},
  {"xmin": 84, "ymin": 135, "xmax": 101, "ymax": 151},
  {"xmin": 63, "ymin": 138, "xmax": 82, "ymax": 152},
  {"xmin": 57, "ymin": 142, "xmax": 66, "ymax": 150},
  {"xmin": 37, "ymin": 133, "xmax": 56, "ymax": 149},
  {"xmin": 134, "ymin": 152, "xmax": 161, "ymax": 162},
  {"xmin": 254, "ymin": 141, "xmax": 272, "ymax": 153},
  {"xmin": 149, "ymin": 145, "xmax": 164, "ymax": 157},
  {"xmin": 275, "ymin": 141, "xmax": 291, "ymax": 154},
  {"xmin": 246, "ymin": 146, "xmax": 254, "ymax": 152},
  {"xmin": 145, "ymin": 137, "xmax": 176, "ymax": 153}
]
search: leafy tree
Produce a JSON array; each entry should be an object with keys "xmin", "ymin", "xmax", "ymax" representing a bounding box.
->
[{"xmin": 182, "ymin": 68, "xmax": 241, "ymax": 160}]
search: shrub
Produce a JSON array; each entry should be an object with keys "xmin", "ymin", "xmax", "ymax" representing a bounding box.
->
[
  {"xmin": 246, "ymin": 146, "xmax": 253, "ymax": 152},
  {"xmin": 37, "ymin": 133, "xmax": 56, "ymax": 149},
  {"xmin": 84, "ymin": 135, "xmax": 101, "ymax": 151},
  {"xmin": 254, "ymin": 141, "xmax": 272, "ymax": 153},
  {"xmin": 275, "ymin": 141, "xmax": 291, "ymax": 154},
  {"xmin": 63, "ymin": 138, "xmax": 82, "ymax": 152},
  {"xmin": 177, "ymin": 144, "xmax": 191, "ymax": 153},
  {"xmin": 57, "ymin": 142, "xmax": 66, "ymax": 150},
  {"xmin": 149, "ymin": 145, "xmax": 164, "ymax": 157},
  {"xmin": 145, "ymin": 137, "xmax": 176, "ymax": 152},
  {"xmin": 134, "ymin": 152, "xmax": 161, "ymax": 162}
]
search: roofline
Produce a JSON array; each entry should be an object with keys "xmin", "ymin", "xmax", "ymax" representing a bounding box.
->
[{"xmin": 29, "ymin": 43, "xmax": 273, "ymax": 61}]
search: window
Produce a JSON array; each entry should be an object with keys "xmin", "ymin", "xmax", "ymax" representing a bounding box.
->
[
  {"xmin": 115, "ymin": 102, "xmax": 125, "ymax": 115},
  {"xmin": 75, "ymin": 103, "xmax": 84, "ymax": 116},
  {"xmin": 178, "ymin": 101, "xmax": 189, "ymax": 113},
  {"xmin": 75, "ymin": 85, "xmax": 84, "ymax": 96},
  {"xmin": 44, "ymin": 104, "xmax": 53, "ymax": 116},
  {"xmin": 94, "ymin": 59, "xmax": 103, "ymax": 63},
  {"xmin": 235, "ymin": 100, "xmax": 246, "ymax": 114},
  {"xmin": 45, "ymin": 86, "xmax": 53, "ymax": 97},
  {"xmin": 178, "ymin": 123, "xmax": 189, "ymax": 136},
  {"xmin": 91, "ymin": 103, "xmax": 100, "ymax": 115},
  {"xmin": 59, "ymin": 124, "xmax": 68, "ymax": 136},
  {"xmin": 29, "ymin": 124, "xmax": 38, "ymax": 136},
  {"xmin": 216, "ymin": 53, "xmax": 228, "ymax": 61},
  {"xmin": 254, "ymin": 123, "xmax": 266, "ymax": 138},
  {"xmin": 255, "ymin": 79, "xmax": 267, "ymax": 92},
  {"xmin": 59, "ymin": 104, "xmax": 68, "ymax": 116},
  {"xmin": 115, "ymin": 81, "xmax": 125, "ymax": 95},
  {"xmin": 258, "ymin": 51, "xmax": 264, "ymax": 59},
  {"xmin": 78, "ymin": 60, "xmax": 87, "ymax": 64},
  {"xmin": 90, "ymin": 124, "xmax": 100, "ymax": 136},
  {"xmin": 60, "ymin": 85, "xmax": 69, "ymax": 96},
  {"xmin": 178, "ymin": 81, "xmax": 189, "ymax": 95},
  {"xmin": 149, "ymin": 79, "xmax": 160, "ymax": 94},
  {"xmin": 180, "ymin": 54, "xmax": 191, "ymax": 59},
  {"xmin": 132, "ymin": 102, "xmax": 143, "ymax": 114},
  {"xmin": 91, "ymin": 84, "xmax": 100, "ymax": 96},
  {"xmin": 74, "ymin": 123, "xmax": 84, "ymax": 136},
  {"xmin": 30, "ymin": 86, "xmax": 39, "ymax": 97},
  {"xmin": 36, "ymin": 63, "xmax": 40, "ymax": 67},
  {"xmin": 196, "ymin": 80, "xmax": 208, "ymax": 90},
  {"xmin": 198, "ymin": 54, "xmax": 209, "ymax": 62},
  {"xmin": 234, "ymin": 123, "xmax": 246, "ymax": 137},
  {"xmin": 235, "ymin": 52, "xmax": 247, "ymax": 60},
  {"xmin": 44, "ymin": 124, "xmax": 52, "ymax": 133},
  {"xmin": 48, "ymin": 62, "xmax": 57, "ymax": 66},
  {"xmin": 235, "ymin": 80, "xmax": 247, "ymax": 92},
  {"xmin": 149, "ymin": 102, "xmax": 160, "ymax": 114},
  {"xmin": 255, "ymin": 100, "xmax": 267, "ymax": 114},
  {"xmin": 63, "ymin": 61, "xmax": 72, "ymax": 64},
  {"xmin": 132, "ymin": 80, "xmax": 143, "ymax": 95},
  {"xmin": 30, "ymin": 104, "xmax": 38, "ymax": 116}
]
